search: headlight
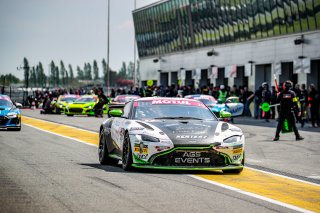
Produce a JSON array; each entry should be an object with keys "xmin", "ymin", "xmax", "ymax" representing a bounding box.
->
[
  {"xmin": 223, "ymin": 136, "xmax": 241, "ymax": 143},
  {"xmin": 6, "ymin": 112, "xmax": 18, "ymax": 118},
  {"xmin": 84, "ymin": 105, "xmax": 92, "ymax": 109},
  {"xmin": 59, "ymin": 104, "xmax": 63, "ymax": 107},
  {"xmin": 137, "ymin": 134, "xmax": 160, "ymax": 142}
]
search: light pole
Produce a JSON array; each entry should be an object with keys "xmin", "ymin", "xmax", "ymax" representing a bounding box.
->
[
  {"xmin": 106, "ymin": 0, "xmax": 110, "ymax": 95},
  {"xmin": 133, "ymin": 0, "xmax": 137, "ymax": 88}
]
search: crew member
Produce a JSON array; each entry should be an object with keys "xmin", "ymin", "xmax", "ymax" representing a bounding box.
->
[
  {"xmin": 218, "ymin": 85, "xmax": 228, "ymax": 103},
  {"xmin": 273, "ymin": 81, "xmax": 303, "ymax": 141},
  {"xmin": 94, "ymin": 88, "xmax": 109, "ymax": 117}
]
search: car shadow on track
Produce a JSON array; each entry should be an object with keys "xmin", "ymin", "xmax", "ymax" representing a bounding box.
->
[{"xmin": 79, "ymin": 163, "xmax": 238, "ymax": 176}]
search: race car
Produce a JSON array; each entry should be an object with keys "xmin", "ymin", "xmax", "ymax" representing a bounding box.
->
[
  {"xmin": 108, "ymin": 95, "xmax": 141, "ymax": 113},
  {"xmin": 184, "ymin": 94, "xmax": 217, "ymax": 108},
  {"xmin": 207, "ymin": 97, "xmax": 244, "ymax": 118},
  {"xmin": 98, "ymin": 97, "xmax": 245, "ymax": 173},
  {"xmin": 64, "ymin": 95, "xmax": 108, "ymax": 116},
  {"xmin": 51, "ymin": 95, "xmax": 80, "ymax": 114},
  {"xmin": 0, "ymin": 95, "xmax": 21, "ymax": 131}
]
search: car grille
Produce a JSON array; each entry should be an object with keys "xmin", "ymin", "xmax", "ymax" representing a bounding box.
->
[
  {"xmin": 69, "ymin": 108, "xmax": 83, "ymax": 113},
  {"xmin": 0, "ymin": 116, "xmax": 8, "ymax": 125},
  {"xmin": 152, "ymin": 149, "xmax": 227, "ymax": 167}
]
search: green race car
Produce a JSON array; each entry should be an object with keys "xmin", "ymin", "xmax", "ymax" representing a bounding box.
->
[
  {"xmin": 51, "ymin": 95, "xmax": 80, "ymax": 114},
  {"xmin": 64, "ymin": 95, "xmax": 109, "ymax": 116}
]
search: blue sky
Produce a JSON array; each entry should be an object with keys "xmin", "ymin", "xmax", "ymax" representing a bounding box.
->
[{"xmin": 0, "ymin": 0, "xmax": 158, "ymax": 79}]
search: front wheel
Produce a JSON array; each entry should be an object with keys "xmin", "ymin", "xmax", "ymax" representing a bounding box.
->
[
  {"xmin": 122, "ymin": 132, "xmax": 133, "ymax": 171},
  {"xmin": 99, "ymin": 132, "xmax": 118, "ymax": 165},
  {"xmin": 66, "ymin": 114, "xmax": 73, "ymax": 117}
]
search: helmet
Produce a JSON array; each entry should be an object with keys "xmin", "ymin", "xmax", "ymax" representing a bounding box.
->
[
  {"xmin": 220, "ymin": 85, "xmax": 225, "ymax": 90},
  {"xmin": 262, "ymin": 82, "xmax": 268, "ymax": 89},
  {"xmin": 283, "ymin": 80, "xmax": 293, "ymax": 90}
]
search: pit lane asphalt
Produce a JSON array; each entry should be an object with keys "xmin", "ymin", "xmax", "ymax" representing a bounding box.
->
[
  {"xmin": 0, "ymin": 110, "xmax": 319, "ymax": 213},
  {"xmin": 21, "ymin": 109, "xmax": 320, "ymax": 183}
]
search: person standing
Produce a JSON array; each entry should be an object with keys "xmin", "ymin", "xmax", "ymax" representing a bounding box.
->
[
  {"xmin": 273, "ymin": 81, "xmax": 303, "ymax": 141},
  {"xmin": 270, "ymin": 86, "xmax": 277, "ymax": 119},
  {"xmin": 308, "ymin": 84, "xmax": 319, "ymax": 127},
  {"xmin": 218, "ymin": 85, "xmax": 228, "ymax": 103},
  {"xmin": 253, "ymin": 86, "xmax": 263, "ymax": 119},
  {"xmin": 94, "ymin": 88, "xmax": 109, "ymax": 117},
  {"xmin": 261, "ymin": 82, "xmax": 271, "ymax": 122}
]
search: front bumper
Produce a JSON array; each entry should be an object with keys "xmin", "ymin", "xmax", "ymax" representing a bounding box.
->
[
  {"xmin": 132, "ymin": 145, "xmax": 244, "ymax": 171},
  {"xmin": 65, "ymin": 108, "xmax": 94, "ymax": 115},
  {"xmin": 0, "ymin": 116, "xmax": 21, "ymax": 128}
]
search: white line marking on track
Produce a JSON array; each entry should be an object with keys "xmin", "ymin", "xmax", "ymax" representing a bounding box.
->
[{"xmin": 189, "ymin": 175, "xmax": 315, "ymax": 213}]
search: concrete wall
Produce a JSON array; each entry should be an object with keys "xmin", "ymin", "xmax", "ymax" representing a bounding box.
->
[{"xmin": 139, "ymin": 31, "xmax": 320, "ymax": 90}]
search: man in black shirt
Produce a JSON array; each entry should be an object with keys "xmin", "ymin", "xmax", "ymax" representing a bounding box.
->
[{"xmin": 273, "ymin": 81, "xmax": 303, "ymax": 141}]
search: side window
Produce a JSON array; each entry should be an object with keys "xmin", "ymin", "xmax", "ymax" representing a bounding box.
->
[{"xmin": 122, "ymin": 102, "xmax": 131, "ymax": 118}]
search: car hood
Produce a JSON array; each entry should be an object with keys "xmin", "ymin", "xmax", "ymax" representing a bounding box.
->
[
  {"xmin": 0, "ymin": 107, "xmax": 20, "ymax": 116},
  {"xmin": 68, "ymin": 102, "xmax": 94, "ymax": 107},
  {"xmin": 143, "ymin": 120, "xmax": 219, "ymax": 146}
]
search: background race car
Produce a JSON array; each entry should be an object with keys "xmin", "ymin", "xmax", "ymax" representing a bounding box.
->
[
  {"xmin": 64, "ymin": 95, "xmax": 109, "ymax": 116},
  {"xmin": 98, "ymin": 97, "xmax": 245, "ymax": 173},
  {"xmin": 211, "ymin": 97, "xmax": 244, "ymax": 118},
  {"xmin": 51, "ymin": 95, "xmax": 80, "ymax": 114},
  {"xmin": 108, "ymin": 95, "xmax": 141, "ymax": 114},
  {"xmin": 0, "ymin": 95, "xmax": 21, "ymax": 131}
]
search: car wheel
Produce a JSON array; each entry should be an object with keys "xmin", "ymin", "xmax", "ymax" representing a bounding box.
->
[
  {"xmin": 99, "ymin": 131, "xmax": 118, "ymax": 165},
  {"xmin": 122, "ymin": 132, "xmax": 133, "ymax": 171},
  {"xmin": 223, "ymin": 152, "xmax": 245, "ymax": 174},
  {"xmin": 67, "ymin": 114, "xmax": 73, "ymax": 117}
]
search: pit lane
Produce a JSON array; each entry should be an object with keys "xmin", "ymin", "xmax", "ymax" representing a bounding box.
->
[{"xmin": 0, "ymin": 109, "xmax": 319, "ymax": 212}]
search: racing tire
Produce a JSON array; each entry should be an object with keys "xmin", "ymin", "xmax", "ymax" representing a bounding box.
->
[
  {"xmin": 122, "ymin": 132, "xmax": 133, "ymax": 171},
  {"xmin": 66, "ymin": 114, "xmax": 74, "ymax": 117},
  {"xmin": 98, "ymin": 132, "xmax": 118, "ymax": 165}
]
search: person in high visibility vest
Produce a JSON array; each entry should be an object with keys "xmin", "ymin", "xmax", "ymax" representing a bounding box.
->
[
  {"xmin": 273, "ymin": 81, "xmax": 304, "ymax": 141},
  {"xmin": 218, "ymin": 85, "xmax": 228, "ymax": 103}
]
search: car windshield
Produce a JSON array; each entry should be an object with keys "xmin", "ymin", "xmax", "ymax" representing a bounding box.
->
[
  {"xmin": 133, "ymin": 99, "xmax": 217, "ymax": 121},
  {"xmin": 0, "ymin": 99, "xmax": 13, "ymax": 108},
  {"xmin": 115, "ymin": 95, "xmax": 140, "ymax": 103},
  {"xmin": 61, "ymin": 97, "xmax": 77, "ymax": 102},
  {"xmin": 198, "ymin": 99, "xmax": 216, "ymax": 106},
  {"xmin": 75, "ymin": 97, "xmax": 96, "ymax": 103}
]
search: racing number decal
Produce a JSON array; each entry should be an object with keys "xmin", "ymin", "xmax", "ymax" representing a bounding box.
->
[{"xmin": 134, "ymin": 143, "xmax": 148, "ymax": 159}]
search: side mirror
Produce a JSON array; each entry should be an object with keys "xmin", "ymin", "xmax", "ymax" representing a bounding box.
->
[
  {"xmin": 109, "ymin": 109, "xmax": 123, "ymax": 117},
  {"xmin": 220, "ymin": 110, "xmax": 231, "ymax": 118}
]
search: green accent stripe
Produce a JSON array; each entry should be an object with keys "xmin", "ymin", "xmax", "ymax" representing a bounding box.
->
[
  {"xmin": 108, "ymin": 154, "xmax": 121, "ymax": 160},
  {"xmin": 132, "ymin": 164, "xmax": 243, "ymax": 171}
]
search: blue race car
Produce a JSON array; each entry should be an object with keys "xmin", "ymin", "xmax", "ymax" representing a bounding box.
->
[{"xmin": 0, "ymin": 95, "xmax": 21, "ymax": 131}]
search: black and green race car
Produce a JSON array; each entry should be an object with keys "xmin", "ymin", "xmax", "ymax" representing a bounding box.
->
[{"xmin": 98, "ymin": 97, "xmax": 245, "ymax": 173}]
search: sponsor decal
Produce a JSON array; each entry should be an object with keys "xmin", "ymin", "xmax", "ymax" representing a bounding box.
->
[
  {"xmin": 174, "ymin": 151, "xmax": 211, "ymax": 164},
  {"xmin": 233, "ymin": 148, "xmax": 243, "ymax": 154},
  {"xmin": 176, "ymin": 135, "xmax": 208, "ymax": 139},
  {"xmin": 134, "ymin": 143, "xmax": 148, "ymax": 154},
  {"xmin": 134, "ymin": 143, "xmax": 148, "ymax": 159},
  {"xmin": 151, "ymin": 99, "xmax": 206, "ymax": 108}
]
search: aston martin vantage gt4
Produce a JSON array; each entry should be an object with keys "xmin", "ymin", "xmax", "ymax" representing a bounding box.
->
[{"xmin": 98, "ymin": 97, "xmax": 245, "ymax": 173}]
